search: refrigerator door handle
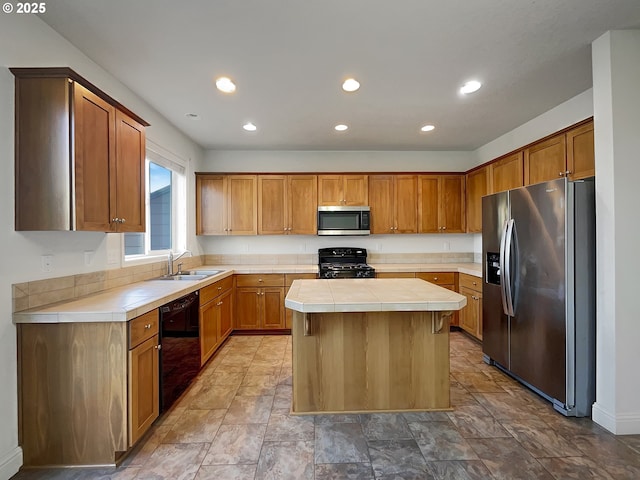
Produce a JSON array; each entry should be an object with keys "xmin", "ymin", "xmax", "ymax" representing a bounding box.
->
[
  {"xmin": 504, "ymin": 218, "xmax": 516, "ymax": 316},
  {"xmin": 499, "ymin": 219, "xmax": 510, "ymax": 315}
]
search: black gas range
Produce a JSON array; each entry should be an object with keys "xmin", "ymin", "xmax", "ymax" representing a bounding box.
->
[{"xmin": 318, "ymin": 247, "xmax": 375, "ymax": 279}]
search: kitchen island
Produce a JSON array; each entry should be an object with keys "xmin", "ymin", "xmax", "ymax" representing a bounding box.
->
[{"xmin": 285, "ymin": 278, "xmax": 466, "ymax": 414}]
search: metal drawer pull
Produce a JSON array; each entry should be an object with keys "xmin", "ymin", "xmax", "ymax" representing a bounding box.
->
[
  {"xmin": 144, "ymin": 323, "xmax": 152, "ymax": 329},
  {"xmin": 154, "ymin": 344, "xmax": 161, "ymax": 350}
]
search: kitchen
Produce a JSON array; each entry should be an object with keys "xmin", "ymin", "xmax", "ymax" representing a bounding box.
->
[{"xmin": 2, "ymin": 2, "xmax": 640, "ymax": 479}]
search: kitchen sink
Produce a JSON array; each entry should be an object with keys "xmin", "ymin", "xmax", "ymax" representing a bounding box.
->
[
  {"xmin": 185, "ymin": 269, "xmax": 223, "ymax": 276},
  {"xmin": 153, "ymin": 274, "xmax": 211, "ymax": 281}
]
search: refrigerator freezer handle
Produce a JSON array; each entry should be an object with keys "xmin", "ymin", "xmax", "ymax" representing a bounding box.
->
[
  {"xmin": 499, "ymin": 219, "xmax": 510, "ymax": 315},
  {"xmin": 504, "ymin": 219, "xmax": 516, "ymax": 316}
]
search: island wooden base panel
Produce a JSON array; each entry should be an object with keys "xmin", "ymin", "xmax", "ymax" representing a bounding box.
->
[{"xmin": 291, "ymin": 310, "xmax": 450, "ymax": 414}]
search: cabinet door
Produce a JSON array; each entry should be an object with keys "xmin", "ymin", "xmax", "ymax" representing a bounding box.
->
[
  {"xmin": 567, "ymin": 122, "xmax": 595, "ymax": 180},
  {"xmin": 440, "ymin": 175, "xmax": 465, "ymax": 233},
  {"xmin": 343, "ymin": 175, "xmax": 368, "ymax": 206},
  {"xmin": 235, "ymin": 287, "xmax": 261, "ymax": 329},
  {"xmin": 262, "ymin": 287, "xmax": 285, "ymax": 329},
  {"xmin": 228, "ymin": 175, "xmax": 257, "ymax": 235},
  {"xmin": 199, "ymin": 301, "xmax": 218, "ymax": 365},
  {"xmin": 394, "ymin": 175, "xmax": 418, "ymax": 233},
  {"xmin": 369, "ymin": 175, "xmax": 395, "ymax": 234},
  {"xmin": 458, "ymin": 287, "xmax": 478, "ymax": 337},
  {"xmin": 129, "ymin": 335, "xmax": 159, "ymax": 446},
  {"xmin": 317, "ymin": 175, "xmax": 343, "ymax": 206},
  {"xmin": 258, "ymin": 175, "xmax": 287, "ymax": 234},
  {"xmin": 417, "ymin": 176, "xmax": 440, "ymax": 233},
  {"xmin": 524, "ymin": 134, "xmax": 566, "ymax": 186},
  {"xmin": 466, "ymin": 167, "xmax": 489, "ymax": 233},
  {"xmin": 114, "ymin": 110, "xmax": 146, "ymax": 232},
  {"xmin": 196, "ymin": 175, "xmax": 227, "ymax": 235},
  {"xmin": 218, "ymin": 289, "xmax": 233, "ymax": 341},
  {"xmin": 491, "ymin": 151, "xmax": 523, "ymax": 193},
  {"xmin": 288, "ymin": 175, "xmax": 318, "ymax": 234},
  {"xmin": 74, "ymin": 83, "xmax": 115, "ymax": 232}
]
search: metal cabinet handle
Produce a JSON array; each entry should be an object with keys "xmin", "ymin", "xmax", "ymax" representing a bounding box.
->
[
  {"xmin": 120, "ymin": 218, "xmax": 126, "ymax": 223},
  {"xmin": 216, "ymin": 301, "xmax": 223, "ymax": 306},
  {"xmin": 433, "ymin": 277, "xmax": 438, "ymax": 281},
  {"xmin": 217, "ymin": 286, "xmax": 222, "ymax": 290},
  {"xmin": 154, "ymin": 345, "xmax": 161, "ymax": 350},
  {"xmin": 258, "ymin": 278, "xmax": 263, "ymax": 282},
  {"xmin": 144, "ymin": 323, "xmax": 152, "ymax": 329}
]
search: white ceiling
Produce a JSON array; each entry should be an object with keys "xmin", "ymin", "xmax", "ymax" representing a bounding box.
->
[{"xmin": 39, "ymin": 0, "xmax": 640, "ymax": 151}]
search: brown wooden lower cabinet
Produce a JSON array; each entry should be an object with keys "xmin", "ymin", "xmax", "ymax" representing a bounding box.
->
[
  {"xmin": 17, "ymin": 309, "xmax": 160, "ymax": 467},
  {"xmin": 458, "ymin": 273, "xmax": 483, "ymax": 340},
  {"xmin": 415, "ymin": 272, "xmax": 459, "ymax": 326},
  {"xmin": 199, "ymin": 276, "xmax": 234, "ymax": 365},
  {"xmin": 375, "ymin": 272, "xmax": 416, "ymax": 278},
  {"xmin": 234, "ymin": 274, "xmax": 286, "ymax": 330}
]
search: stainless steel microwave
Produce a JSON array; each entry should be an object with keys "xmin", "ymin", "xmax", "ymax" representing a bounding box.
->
[{"xmin": 317, "ymin": 206, "xmax": 370, "ymax": 236}]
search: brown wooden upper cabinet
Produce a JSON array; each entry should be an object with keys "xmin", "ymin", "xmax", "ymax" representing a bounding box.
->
[
  {"xmin": 369, "ymin": 175, "xmax": 418, "ymax": 234},
  {"xmin": 524, "ymin": 133, "xmax": 567, "ymax": 186},
  {"xmin": 490, "ymin": 151, "xmax": 524, "ymax": 194},
  {"xmin": 258, "ymin": 175, "xmax": 317, "ymax": 235},
  {"xmin": 523, "ymin": 120, "xmax": 595, "ymax": 185},
  {"xmin": 418, "ymin": 175, "xmax": 466, "ymax": 233},
  {"xmin": 318, "ymin": 174, "xmax": 368, "ymax": 206},
  {"xmin": 12, "ymin": 67, "xmax": 147, "ymax": 232},
  {"xmin": 196, "ymin": 174, "xmax": 257, "ymax": 235},
  {"xmin": 465, "ymin": 166, "xmax": 490, "ymax": 233},
  {"xmin": 566, "ymin": 121, "xmax": 595, "ymax": 180}
]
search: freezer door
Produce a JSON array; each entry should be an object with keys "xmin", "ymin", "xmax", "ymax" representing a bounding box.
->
[
  {"xmin": 482, "ymin": 191, "xmax": 510, "ymax": 368},
  {"xmin": 508, "ymin": 178, "xmax": 567, "ymax": 403}
]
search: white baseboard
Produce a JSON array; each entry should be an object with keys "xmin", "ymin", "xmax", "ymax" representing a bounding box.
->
[
  {"xmin": 0, "ymin": 446, "xmax": 22, "ymax": 480},
  {"xmin": 592, "ymin": 402, "xmax": 640, "ymax": 434}
]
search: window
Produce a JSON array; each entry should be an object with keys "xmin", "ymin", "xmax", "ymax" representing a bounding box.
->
[{"xmin": 124, "ymin": 143, "xmax": 187, "ymax": 259}]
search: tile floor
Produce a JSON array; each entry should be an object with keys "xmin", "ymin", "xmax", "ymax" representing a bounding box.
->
[{"xmin": 12, "ymin": 332, "xmax": 640, "ymax": 480}]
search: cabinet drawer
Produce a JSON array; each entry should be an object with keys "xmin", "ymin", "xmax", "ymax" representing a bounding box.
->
[
  {"xmin": 376, "ymin": 272, "xmax": 416, "ymax": 278},
  {"xmin": 200, "ymin": 276, "xmax": 233, "ymax": 305},
  {"xmin": 285, "ymin": 273, "xmax": 317, "ymax": 286},
  {"xmin": 235, "ymin": 274, "xmax": 285, "ymax": 287},
  {"xmin": 416, "ymin": 272, "xmax": 455, "ymax": 285},
  {"xmin": 129, "ymin": 309, "xmax": 159, "ymax": 349},
  {"xmin": 459, "ymin": 273, "xmax": 482, "ymax": 292}
]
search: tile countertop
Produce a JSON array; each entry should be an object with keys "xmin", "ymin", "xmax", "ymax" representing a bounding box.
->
[
  {"xmin": 285, "ymin": 278, "xmax": 467, "ymax": 313},
  {"xmin": 13, "ymin": 263, "xmax": 480, "ymax": 324}
]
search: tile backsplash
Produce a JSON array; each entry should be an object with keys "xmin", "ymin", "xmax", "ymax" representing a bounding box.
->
[{"xmin": 12, "ymin": 255, "xmax": 203, "ymax": 312}]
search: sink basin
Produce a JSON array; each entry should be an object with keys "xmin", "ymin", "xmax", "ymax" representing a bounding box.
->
[
  {"xmin": 153, "ymin": 274, "xmax": 210, "ymax": 281},
  {"xmin": 185, "ymin": 269, "xmax": 223, "ymax": 276}
]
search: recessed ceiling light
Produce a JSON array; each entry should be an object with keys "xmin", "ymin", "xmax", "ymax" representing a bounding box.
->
[
  {"xmin": 335, "ymin": 124, "xmax": 349, "ymax": 131},
  {"xmin": 420, "ymin": 124, "xmax": 435, "ymax": 132},
  {"xmin": 342, "ymin": 78, "xmax": 360, "ymax": 92},
  {"xmin": 215, "ymin": 76, "xmax": 236, "ymax": 93},
  {"xmin": 185, "ymin": 113, "xmax": 200, "ymax": 120},
  {"xmin": 460, "ymin": 80, "xmax": 482, "ymax": 94},
  {"xmin": 243, "ymin": 122, "xmax": 257, "ymax": 131}
]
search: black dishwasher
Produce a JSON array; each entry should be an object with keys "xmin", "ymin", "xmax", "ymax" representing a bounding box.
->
[{"xmin": 159, "ymin": 291, "xmax": 200, "ymax": 412}]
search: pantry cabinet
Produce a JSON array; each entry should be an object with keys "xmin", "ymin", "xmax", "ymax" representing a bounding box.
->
[
  {"xmin": 318, "ymin": 174, "xmax": 368, "ymax": 206},
  {"xmin": 369, "ymin": 174, "xmax": 418, "ymax": 234},
  {"xmin": 11, "ymin": 68, "xmax": 148, "ymax": 232},
  {"xmin": 196, "ymin": 174, "xmax": 257, "ymax": 235},
  {"xmin": 418, "ymin": 175, "xmax": 465, "ymax": 233},
  {"xmin": 258, "ymin": 175, "xmax": 317, "ymax": 234},
  {"xmin": 465, "ymin": 166, "xmax": 490, "ymax": 233},
  {"xmin": 234, "ymin": 274, "xmax": 285, "ymax": 330}
]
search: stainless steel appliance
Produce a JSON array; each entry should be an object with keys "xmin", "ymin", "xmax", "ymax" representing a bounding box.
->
[
  {"xmin": 482, "ymin": 177, "xmax": 596, "ymax": 417},
  {"xmin": 318, "ymin": 247, "xmax": 375, "ymax": 278},
  {"xmin": 317, "ymin": 206, "xmax": 370, "ymax": 236},
  {"xmin": 159, "ymin": 291, "xmax": 200, "ymax": 412}
]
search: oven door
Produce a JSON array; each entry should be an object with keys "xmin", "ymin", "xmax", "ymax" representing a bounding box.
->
[{"xmin": 317, "ymin": 206, "xmax": 370, "ymax": 235}]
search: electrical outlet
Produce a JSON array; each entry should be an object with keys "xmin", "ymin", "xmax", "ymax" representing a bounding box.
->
[
  {"xmin": 41, "ymin": 255, "xmax": 53, "ymax": 272},
  {"xmin": 84, "ymin": 250, "xmax": 94, "ymax": 266},
  {"xmin": 443, "ymin": 242, "xmax": 450, "ymax": 251}
]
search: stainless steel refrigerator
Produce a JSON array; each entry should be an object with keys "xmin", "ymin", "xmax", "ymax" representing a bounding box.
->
[{"xmin": 482, "ymin": 177, "xmax": 596, "ymax": 417}]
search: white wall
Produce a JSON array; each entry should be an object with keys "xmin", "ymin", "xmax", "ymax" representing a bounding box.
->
[
  {"xmin": 474, "ymin": 89, "xmax": 593, "ymax": 164},
  {"xmin": 0, "ymin": 15, "xmax": 203, "ymax": 479},
  {"xmin": 591, "ymin": 30, "xmax": 640, "ymax": 434}
]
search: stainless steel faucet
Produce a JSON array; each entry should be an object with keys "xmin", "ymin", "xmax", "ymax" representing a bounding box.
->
[{"xmin": 167, "ymin": 250, "xmax": 192, "ymax": 275}]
